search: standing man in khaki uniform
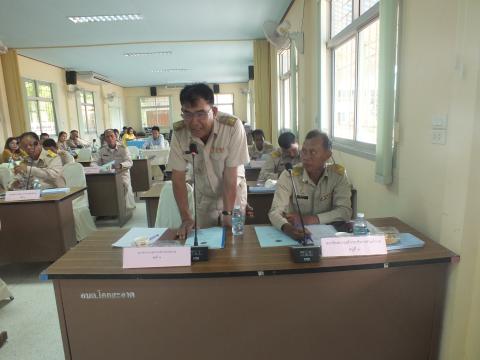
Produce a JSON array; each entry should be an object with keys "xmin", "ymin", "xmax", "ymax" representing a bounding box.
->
[
  {"xmin": 269, "ymin": 130, "xmax": 352, "ymax": 240},
  {"xmin": 258, "ymin": 131, "xmax": 301, "ymax": 181},
  {"xmin": 96, "ymin": 129, "xmax": 136, "ymax": 209},
  {"xmin": 169, "ymin": 83, "xmax": 249, "ymax": 238},
  {"xmin": 14, "ymin": 132, "xmax": 66, "ymax": 189}
]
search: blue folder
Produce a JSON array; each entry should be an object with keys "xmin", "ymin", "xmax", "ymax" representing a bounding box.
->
[
  {"xmin": 248, "ymin": 186, "xmax": 276, "ymax": 194},
  {"xmin": 255, "ymin": 226, "xmax": 299, "ymax": 248},
  {"xmin": 184, "ymin": 227, "xmax": 226, "ymax": 249},
  {"xmin": 387, "ymin": 233, "xmax": 425, "ymax": 251},
  {"xmin": 126, "ymin": 140, "xmax": 146, "ymax": 149}
]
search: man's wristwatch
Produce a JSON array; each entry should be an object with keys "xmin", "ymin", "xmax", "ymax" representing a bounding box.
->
[{"xmin": 221, "ymin": 210, "xmax": 232, "ymax": 216}]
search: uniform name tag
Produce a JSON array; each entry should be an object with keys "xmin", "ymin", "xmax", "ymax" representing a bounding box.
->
[{"xmin": 321, "ymin": 235, "xmax": 387, "ymax": 257}]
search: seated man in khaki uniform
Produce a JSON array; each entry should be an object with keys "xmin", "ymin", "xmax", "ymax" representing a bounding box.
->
[
  {"xmin": 258, "ymin": 131, "xmax": 301, "ymax": 181},
  {"xmin": 268, "ymin": 130, "xmax": 352, "ymax": 240},
  {"xmin": 96, "ymin": 129, "xmax": 136, "ymax": 209},
  {"xmin": 14, "ymin": 132, "xmax": 66, "ymax": 189},
  {"xmin": 42, "ymin": 138, "xmax": 75, "ymax": 166},
  {"xmin": 248, "ymin": 129, "xmax": 274, "ymax": 160},
  {"xmin": 169, "ymin": 83, "xmax": 249, "ymax": 238}
]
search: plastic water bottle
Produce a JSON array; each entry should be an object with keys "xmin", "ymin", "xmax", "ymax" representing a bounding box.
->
[
  {"xmin": 353, "ymin": 213, "xmax": 369, "ymax": 235},
  {"xmin": 232, "ymin": 205, "xmax": 244, "ymax": 236},
  {"xmin": 138, "ymin": 149, "xmax": 143, "ymax": 159},
  {"xmin": 32, "ymin": 178, "xmax": 42, "ymax": 190}
]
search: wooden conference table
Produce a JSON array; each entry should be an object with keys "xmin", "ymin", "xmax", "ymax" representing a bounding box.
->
[
  {"xmin": 0, "ymin": 187, "xmax": 85, "ymax": 262},
  {"xmin": 85, "ymin": 171, "xmax": 132, "ymax": 227},
  {"xmin": 139, "ymin": 181, "xmax": 274, "ymax": 227},
  {"xmin": 44, "ymin": 217, "xmax": 458, "ymax": 360}
]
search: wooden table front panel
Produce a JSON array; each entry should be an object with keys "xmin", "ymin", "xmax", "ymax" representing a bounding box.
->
[
  {"xmin": 55, "ymin": 263, "xmax": 447, "ymax": 360},
  {"xmin": 0, "ymin": 199, "xmax": 76, "ymax": 262},
  {"xmin": 131, "ymin": 158, "xmax": 152, "ymax": 192}
]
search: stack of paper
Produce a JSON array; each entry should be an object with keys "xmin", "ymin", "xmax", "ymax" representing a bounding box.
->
[
  {"xmin": 184, "ymin": 227, "xmax": 225, "ymax": 249},
  {"xmin": 112, "ymin": 227, "xmax": 167, "ymax": 248}
]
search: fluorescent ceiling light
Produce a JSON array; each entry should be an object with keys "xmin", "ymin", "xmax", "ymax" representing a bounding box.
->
[
  {"xmin": 124, "ymin": 51, "xmax": 173, "ymax": 57},
  {"xmin": 68, "ymin": 14, "xmax": 143, "ymax": 24},
  {"xmin": 152, "ymin": 69, "xmax": 191, "ymax": 73}
]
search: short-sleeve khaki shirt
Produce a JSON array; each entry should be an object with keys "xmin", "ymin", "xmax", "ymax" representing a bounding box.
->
[
  {"xmin": 258, "ymin": 149, "xmax": 301, "ymax": 181},
  {"xmin": 268, "ymin": 163, "xmax": 352, "ymax": 230},
  {"xmin": 168, "ymin": 111, "xmax": 250, "ymax": 199}
]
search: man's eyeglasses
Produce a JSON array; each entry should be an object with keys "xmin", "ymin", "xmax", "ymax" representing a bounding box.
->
[{"xmin": 181, "ymin": 108, "xmax": 212, "ymax": 120}]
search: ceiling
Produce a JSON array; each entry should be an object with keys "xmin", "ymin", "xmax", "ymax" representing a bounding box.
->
[{"xmin": 0, "ymin": 0, "xmax": 292, "ymax": 87}]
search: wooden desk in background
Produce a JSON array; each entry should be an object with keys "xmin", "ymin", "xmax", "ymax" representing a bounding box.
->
[
  {"xmin": 139, "ymin": 182, "xmax": 164, "ymax": 227},
  {"xmin": 130, "ymin": 158, "xmax": 152, "ymax": 192},
  {"xmin": 140, "ymin": 181, "xmax": 272, "ymax": 227},
  {"xmin": 0, "ymin": 187, "xmax": 85, "ymax": 262},
  {"xmin": 85, "ymin": 172, "xmax": 132, "ymax": 227},
  {"xmin": 45, "ymin": 218, "xmax": 458, "ymax": 360}
]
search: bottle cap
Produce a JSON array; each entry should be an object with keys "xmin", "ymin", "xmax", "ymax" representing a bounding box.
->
[{"xmin": 357, "ymin": 212, "xmax": 365, "ymax": 218}]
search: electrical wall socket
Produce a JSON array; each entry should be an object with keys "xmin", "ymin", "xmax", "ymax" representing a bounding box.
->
[
  {"xmin": 432, "ymin": 116, "xmax": 448, "ymax": 129},
  {"xmin": 432, "ymin": 129, "xmax": 447, "ymax": 145}
]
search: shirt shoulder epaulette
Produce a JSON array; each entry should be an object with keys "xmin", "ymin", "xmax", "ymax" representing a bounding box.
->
[
  {"xmin": 329, "ymin": 163, "xmax": 346, "ymax": 176},
  {"xmin": 217, "ymin": 115, "xmax": 237, "ymax": 127},
  {"xmin": 173, "ymin": 120, "xmax": 186, "ymax": 131},
  {"xmin": 292, "ymin": 164, "xmax": 303, "ymax": 177},
  {"xmin": 271, "ymin": 150, "xmax": 281, "ymax": 159},
  {"xmin": 47, "ymin": 150, "xmax": 57, "ymax": 158}
]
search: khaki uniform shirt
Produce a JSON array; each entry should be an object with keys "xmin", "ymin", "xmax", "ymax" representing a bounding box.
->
[
  {"xmin": 67, "ymin": 137, "xmax": 90, "ymax": 149},
  {"xmin": 168, "ymin": 112, "xmax": 249, "ymax": 227},
  {"xmin": 248, "ymin": 142, "xmax": 274, "ymax": 160},
  {"xmin": 258, "ymin": 149, "xmax": 301, "ymax": 181},
  {"xmin": 28, "ymin": 148, "xmax": 66, "ymax": 189},
  {"xmin": 268, "ymin": 164, "xmax": 352, "ymax": 230}
]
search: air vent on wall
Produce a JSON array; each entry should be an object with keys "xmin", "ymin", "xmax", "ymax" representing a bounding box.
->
[{"xmin": 77, "ymin": 71, "xmax": 111, "ymax": 84}]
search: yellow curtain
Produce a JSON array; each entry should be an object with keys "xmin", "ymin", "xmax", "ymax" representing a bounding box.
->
[
  {"xmin": 1, "ymin": 49, "xmax": 27, "ymax": 136},
  {"xmin": 253, "ymin": 40, "xmax": 272, "ymax": 141}
]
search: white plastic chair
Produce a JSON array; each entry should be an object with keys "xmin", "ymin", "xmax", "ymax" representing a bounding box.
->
[
  {"xmin": 155, "ymin": 181, "xmax": 194, "ymax": 228},
  {"xmin": 0, "ymin": 167, "xmax": 13, "ymax": 190},
  {"xmin": 76, "ymin": 148, "xmax": 92, "ymax": 162},
  {"xmin": 63, "ymin": 163, "xmax": 96, "ymax": 241},
  {"xmin": 0, "ymin": 278, "xmax": 12, "ymax": 300},
  {"xmin": 127, "ymin": 146, "xmax": 139, "ymax": 159}
]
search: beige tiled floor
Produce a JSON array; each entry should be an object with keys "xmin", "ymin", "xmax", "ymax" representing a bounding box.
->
[{"xmin": 0, "ymin": 201, "xmax": 149, "ymax": 359}]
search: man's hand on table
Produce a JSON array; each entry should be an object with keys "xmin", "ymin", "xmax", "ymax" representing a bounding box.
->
[{"xmin": 176, "ymin": 218, "xmax": 195, "ymax": 240}]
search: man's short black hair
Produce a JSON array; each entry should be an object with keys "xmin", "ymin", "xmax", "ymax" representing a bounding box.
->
[
  {"xmin": 180, "ymin": 83, "xmax": 214, "ymax": 106},
  {"xmin": 70, "ymin": 129, "xmax": 78, "ymax": 134},
  {"xmin": 252, "ymin": 129, "xmax": 265, "ymax": 139},
  {"xmin": 19, "ymin": 132, "xmax": 40, "ymax": 142},
  {"xmin": 40, "ymin": 133, "xmax": 49, "ymax": 138},
  {"xmin": 151, "ymin": 126, "xmax": 160, "ymax": 132},
  {"xmin": 42, "ymin": 138, "xmax": 57, "ymax": 149},
  {"xmin": 305, "ymin": 129, "xmax": 332, "ymax": 151},
  {"xmin": 278, "ymin": 132, "xmax": 297, "ymax": 150}
]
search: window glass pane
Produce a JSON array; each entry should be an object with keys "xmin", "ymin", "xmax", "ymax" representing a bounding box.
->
[
  {"xmin": 333, "ymin": 38, "xmax": 356, "ymax": 140},
  {"xmin": 25, "ymin": 80, "xmax": 36, "ymax": 98},
  {"xmin": 140, "ymin": 97, "xmax": 169, "ymax": 107},
  {"xmin": 214, "ymin": 94, "xmax": 233, "ymax": 104},
  {"xmin": 37, "ymin": 83, "xmax": 52, "ymax": 99},
  {"xmin": 360, "ymin": 0, "xmax": 379, "ymax": 14},
  {"xmin": 331, "ymin": 0, "xmax": 353, "ymax": 37},
  {"xmin": 38, "ymin": 101, "xmax": 57, "ymax": 135},
  {"xmin": 281, "ymin": 49, "xmax": 290, "ymax": 74},
  {"xmin": 357, "ymin": 20, "xmax": 379, "ymax": 144},
  {"xmin": 216, "ymin": 104, "xmax": 233, "ymax": 115},
  {"xmin": 28, "ymin": 101, "xmax": 41, "ymax": 134},
  {"xmin": 85, "ymin": 91, "xmax": 94, "ymax": 104},
  {"xmin": 142, "ymin": 108, "xmax": 170, "ymax": 128},
  {"xmin": 85, "ymin": 105, "xmax": 96, "ymax": 133},
  {"xmin": 283, "ymin": 78, "xmax": 291, "ymax": 129}
]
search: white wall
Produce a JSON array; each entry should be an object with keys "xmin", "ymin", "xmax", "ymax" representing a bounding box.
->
[
  {"xmin": 276, "ymin": 0, "xmax": 480, "ymax": 358},
  {"xmin": 17, "ymin": 55, "xmax": 125, "ymax": 140}
]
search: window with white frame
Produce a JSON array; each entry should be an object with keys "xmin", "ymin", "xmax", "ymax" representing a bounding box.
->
[
  {"xmin": 328, "ymin": 0, "xmax": 380, "ymax": 149},
  {"xmin": 140, "ymin": 96, "xmax": 171, "ymax": 130},
  {"xmin": 78, "ymin": 90, "xmax": 97, "ymax": 134},
  {"xmin": 214, "ymin": 94, "xmax": 234, "ymax": 115},
  {"xmin": 24, "ymin": 79, "xmax": 58, "ymax": 135},
  {"xmin": 278, "ymin": 47, "xmax": 298, "ymax": 133}
]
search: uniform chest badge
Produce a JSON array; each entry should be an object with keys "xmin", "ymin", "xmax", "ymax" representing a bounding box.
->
[{"xmin": 319, "ymin": 193, "xmax": 332, "ymax": 201}]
